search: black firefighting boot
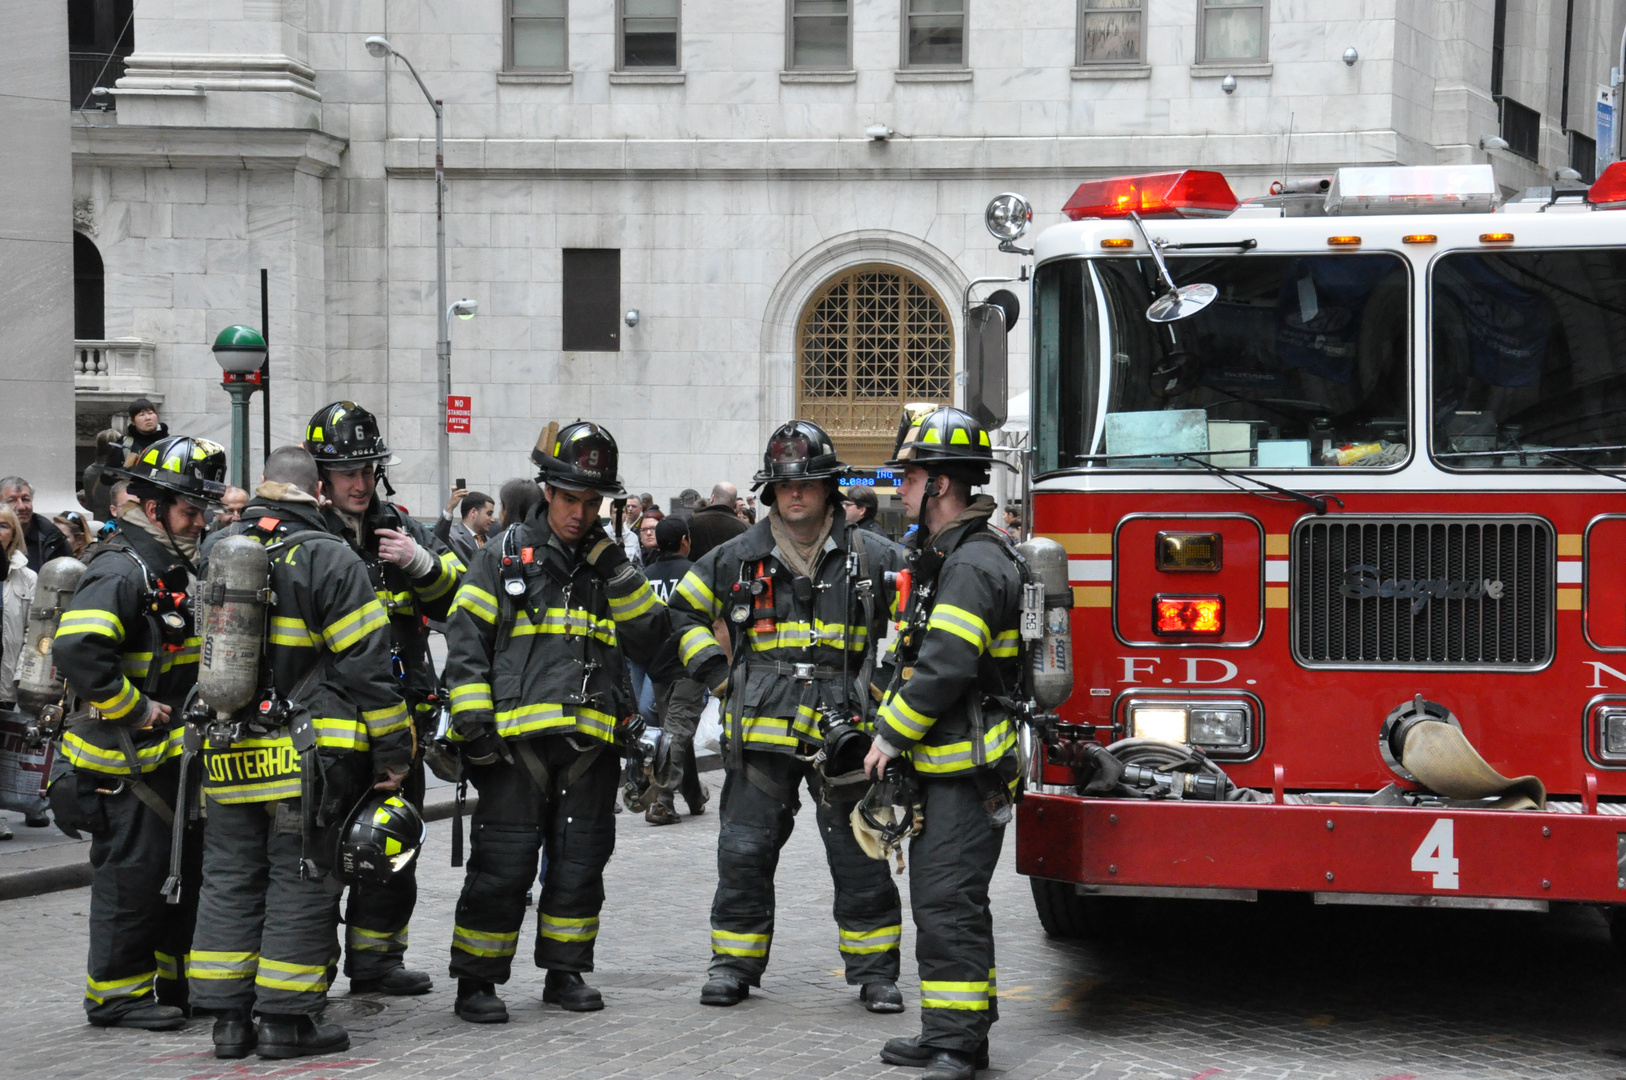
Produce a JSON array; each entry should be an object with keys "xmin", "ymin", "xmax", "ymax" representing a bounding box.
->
[
  {"xmin": 645, "ymin": 798, "xmax": 681, "ymax": 826},
  {"xmin": 454, "ymin": 978, "xmax": 509, "ymax": 1024},
  {"xmin": 920, "ymin": 1050, "xmax": 976, "ymax": 1080},
  {"xmin": 92, "ymin": 1001, "xmax": 186, "ymax": 1031},
  {"xmin": 211, "ymin": 1009, "xmax": 256, "ymax": 1058},
  {"xmin": 350, "ymin": 965, "xmax": 432, "ymax": 995},
  {"xmin": 881, "ymin": 1035, "xmax": 989, "ymax": 1070},
  {"xmin": 699, "ymin": 973, "xmax": 749, "ymax": 1006},
  {"xmin": 685, "ymin": 780, "xmax": 710, "ymax": 816},
  {"xmin": 254, "ymin": 1014, "xmax": 350, "ymax": 1059},
  {"xmin": 860, "ymin": 980, "xmax": 904, "ymax": 1013},
  {"xmin": 542, "ymin": 970, "xmax": 604, "ymax": 1012}
]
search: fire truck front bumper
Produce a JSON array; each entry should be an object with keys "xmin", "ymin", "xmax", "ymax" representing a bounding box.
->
[{"xmin": 1016, "ymin": 793, "xmax": 1626, "ymax": 906}]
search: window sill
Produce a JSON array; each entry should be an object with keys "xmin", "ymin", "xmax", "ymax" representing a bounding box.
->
[
  {"xmin": 894, "ymin": 69, "xmax": 972, "ymax": 83},
  {"xmin": 781, "ymin": 70, "xmax": 857, "ymax": 83},
  {"xmin": 1189, "ymin": 62, "xmax": 1272, "ymax": 78},
  {"xmin": 497, "ymin": 71, "xmax": 573, "ymax": 85},
  {"xmin": 1071, "ymin": 64, "xmax": 1150, "ymax": 80},
  {"xmin": 609, "ymin": 70, "xmax": 685, "ymax": 84}
]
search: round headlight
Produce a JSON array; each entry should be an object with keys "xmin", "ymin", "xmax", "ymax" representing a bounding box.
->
[{"xmin": 984, "ymin": 193, "xmax": 1032, "ymax": 242}]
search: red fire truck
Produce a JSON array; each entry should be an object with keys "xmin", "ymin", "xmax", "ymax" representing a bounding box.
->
[{"xmin": 976, "ymin": 163, "xmax": 1626, "ymax": 941}]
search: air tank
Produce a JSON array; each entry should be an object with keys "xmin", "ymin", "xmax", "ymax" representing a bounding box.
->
[
  {"xmin": 1015, "ymin": 536, "xmax": 1074, "ymax": 709},
  {"xmin": 198, "ymin": 535, "xmax": 271, "ymax": 719},
  {"xmin": 15, "ymin": 557, "xmax": 88, "ymax": 713}
]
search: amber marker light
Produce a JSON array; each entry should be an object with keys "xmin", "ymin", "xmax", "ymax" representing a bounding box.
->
[
  {"xmin": 1153, "ymin": 595, "xmax": 1224, "ymax": 636},
  {"xmin": 1327, "ymin": 236, "xmax": 1362, "ymax": 246},
  {"xmin": 1100, "ymin": 238, "xmax": 1135, "ymax": 249},
  {"xmin": 1402, "ymin": 234, "xmax": 1438, "ymax": 244},
  {"xmin": 1480, "ymin": 232, "xmax": 1515, "ymax": 243}
]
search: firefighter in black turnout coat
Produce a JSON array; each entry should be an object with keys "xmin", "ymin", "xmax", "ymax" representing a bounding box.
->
[
  {"xmin": 667, "ymin": 420, "xmax": 906, "ymax": 1012},
  {"xmin": 441, "ymin": 421, "xmax": 670, "ymax": 1023},
  {"xmin": 53, "ymin": 436, "xmax": 226, "ymax": 1030},
  {"xmin": 305, "ymin": 401, "xmax": 464, "ymax": 995},
  {"xmin": 864, "ymin": 406, "xmax": 1025, "ymax": 1080}
]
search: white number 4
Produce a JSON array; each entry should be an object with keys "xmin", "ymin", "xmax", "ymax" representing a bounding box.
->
[{"xmin": 1411, "ymin": 818, "xmax": 1460, "ymax": 890}]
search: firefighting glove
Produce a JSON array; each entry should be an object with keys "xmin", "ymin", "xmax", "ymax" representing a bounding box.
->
[
  {"xmin": 582, "ymin": 525, "xmax": 631, "ymax": 580},
  {"xmin": 697, "ymin": 656, "xmax": 730, "ymax": 701},
  {"xmin": 462, "ymin": 727, "xmax": 511, "ymax": 767}
]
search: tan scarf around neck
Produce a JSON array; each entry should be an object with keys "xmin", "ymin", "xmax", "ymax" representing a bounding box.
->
[{"xmin": 768, "ymin": 506, "xmax": 834, "ymax": 578}]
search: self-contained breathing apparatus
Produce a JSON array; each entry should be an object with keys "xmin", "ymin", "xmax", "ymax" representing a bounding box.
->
[{"xmin": 17, "ymin": 556, "xmax": 89, "ymax": 747}]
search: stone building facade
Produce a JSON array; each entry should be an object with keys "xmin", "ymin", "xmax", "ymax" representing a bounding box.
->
[{"xmin": 54, "ymin": 0, "xmax": 1626, "ymax": 514}]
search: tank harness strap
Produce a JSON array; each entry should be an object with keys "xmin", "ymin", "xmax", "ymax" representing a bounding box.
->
[
  {"xmin": 743, "ymin": 755, "xmax": 794, "ymax": 805},
  {"xmin": 112, "ymin": 725, "xmax": 175, "ymax": 827},
  {"xmin": 511, "ymin": 737, "xmax": 553, "ymax": 796},
  {"xmin": 161, "ymin": 749, "xmax": 195, "ymax": 904}
]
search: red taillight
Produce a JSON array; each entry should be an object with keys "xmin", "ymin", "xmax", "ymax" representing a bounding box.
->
[
  {"xmin": 1588, "ymin": 161, "xmax": 1626, "ymax": 209},
  {"xmin": 1153, "ymin": 595, "xmax": 1224, "ymax": 635},
  {"xmin": 1063, "ymin": 170, "xmax": 1239, "ymax": 221}
]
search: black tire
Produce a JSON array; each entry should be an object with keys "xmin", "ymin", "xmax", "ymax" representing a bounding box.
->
[{"xmin": 1029, "ymin": 877, "xmax": 1109, "ymax": 940}]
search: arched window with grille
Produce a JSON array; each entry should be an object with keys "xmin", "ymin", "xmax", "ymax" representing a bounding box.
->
[{"xmin": 796, "ymin": 265, "xmax": 953, "ymax": 465}]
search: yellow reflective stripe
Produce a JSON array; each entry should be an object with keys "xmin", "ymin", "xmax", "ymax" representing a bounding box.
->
[
  {"xmin": 608, "ymin": 580, "xmax": 658, "ymax": 622},
  {"xmin": 539, "ymin": 914, "xmax": 600, "ymax": 942},
  {"xmin": 256, "ymin": 958, "xmax": 329, "ymax": 992},
  {"xmin": 347, "ymin": 925, "xmax": 408, "ymax": 952},
  {"xmin": 155, "ymin": 952, "xmax": 180, "ymax": 981},
  {"xmin": 989, "ymin": 629, "xmax": 1019, "ymax": 658},
  {"xmin": 449, "ymin": 682, "xmax": 495, "ymax": 714},
  {"xmin": 748, "ymin": 620, "xmax": 869, "ymax": 652},
  {"xmin": 492, "ymin": 704, "xmax": 617, "ymax": 743},
  {"xmin": 203, "ymin": 776, "xmax": 305, "ymax": 804},
  {"xmin": 878, "ymin": 692, "xmax": 934, "ymax": 740},
  {"xmin": 57, "ymin": 609, "xmax": 124, "ymax": 641},
  {"xmin": 269, "ymin": 616, "xmax": 317, "ymax": 647},
  {"xmin": 920, "ymin": 979, "xmax": 990, "ymax": 1010},
  {"xmin": 453, "ymin": 584, "xmax": 500, "ymax": 625},
  {"xmin": 910, "ymin": 720, "xmax": 1017, "ymax": 775},
  {"xmin": 738, "ymin": 708, "xmax": 821, "ymax": 747},
  {"xmin": 679, "ymin": 625, "xmax": 719, "ymax": 665},
  {"xmin": 85, "ymin": 969, "xmax": 156, "ymax": 1003},
  {"xmin": 324, "ymin": 599, "xmax": 389, "ymax": 652},
  {"xmin": 927, "ymin": 603, "xmax": 992, "ymax": 653},
  {"xmin": 312, "ymin": 717, "xmax": 369, "ymax": 751},
  {"xmin": 839, "ymin": 925, "xmax": 902, "ymax": 953},
  {"xmin": 676, "ymin": 571, "xmax": 720, "ymax": 618},
  {"xmin": 452, "ymin": 925, "xmax": 518, "ymax": 957},
  {"xmin": 510, "ymin": 607, "xmax": 617, "ymax": 645},
  {"xmin": 362, "ymin": 701, "xmax": 411, "ymax": 738},
  {"xmin": 187, "ymin": 950, "xmax": 258, "ymax": 979},
  {"xmin": 989, "ymin": 967, "xmax": 997, "ymax": 999},
  {"xmin": 711, "ymin": 929, "xmax": 769, "ymax": 957},
  {"xmin": 61, "ymin": 727, "xmax": 185, "ymax": 775},
  {"xmin": 91, "ymin": 677, "xmax": 142, "ymax": 721},
  {"xmin": 416, "ymin": 551, "xmax": 463, "ymax": 603}
]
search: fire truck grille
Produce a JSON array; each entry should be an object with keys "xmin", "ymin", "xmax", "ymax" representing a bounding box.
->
[{"xmin": 1292, "ymin": 517, "xmax": 1553, "ymax": 669}]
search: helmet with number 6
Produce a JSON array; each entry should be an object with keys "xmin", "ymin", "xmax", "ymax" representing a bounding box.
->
[{"xmin": 531, "ymin": 420, "xmax": 629, "ymax": 499}]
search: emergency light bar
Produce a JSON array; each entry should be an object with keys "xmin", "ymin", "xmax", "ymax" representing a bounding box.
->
[
  {"xmin": 1062, "ymin": 170, "xmax": 1239, "ymax": 221},
  {"xmin": 1588, "ymin": 161, "xmax": 1626, "ymax": 209},
  {"xmin": 1323, "ymin": 164, "xmax": 1499, "ymax": 215}
]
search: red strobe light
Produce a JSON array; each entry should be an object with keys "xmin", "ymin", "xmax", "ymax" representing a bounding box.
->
[
  {"xmin": 1063, "ymin": 170, "xmax": 1240, "ymax": 221},
  {"xmin": 1154, "ymin": 595, "xmax": 1224, "ymax": 636},
  {"xmin": 1587, "ymin": 161, "xmax": 1626, "ymax": 209}
]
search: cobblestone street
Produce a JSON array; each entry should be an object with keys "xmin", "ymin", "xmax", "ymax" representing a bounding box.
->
[{"xmin": 6, "ymin": 798, "xmax": 1626, "ymax": 1080}]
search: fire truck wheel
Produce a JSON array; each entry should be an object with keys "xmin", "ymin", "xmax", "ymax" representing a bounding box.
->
[{"xmin": 1029, "ymin": 877, "xmax": 1112, "ymax": 940}]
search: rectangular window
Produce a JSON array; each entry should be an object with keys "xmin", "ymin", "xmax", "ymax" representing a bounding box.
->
[
  {"xmin": 508, "ymin": 0, "xmax": 567, "ymax": 70},
  {"xmin": 562, "ymin": 249, "xmax": 620, "ymax": 352},
  {"xmin": 789, "ymin": 0, "xmax": 851, "ymax": 69},
  {"xmin": 1571, "ymin": 132, "xmax": 1597, "ymax": 183},
  {"xmin": 620, "ymin": 0, "xmax": 680, "ymax": 69},
  {"xmin": 904, "ymin": 0, "xmax": 965, "ymax": 68},
  {"xmin": 1501, "ymin": 96, "xmax": 1540, "ymax": 160},
  {"xmin": 1078, "ymin": 0, "xmax": 1141, "ymax": 64},
  {"xmin": 1198, "ymin": 0, "xmax": 1266, "ymax": 63}
]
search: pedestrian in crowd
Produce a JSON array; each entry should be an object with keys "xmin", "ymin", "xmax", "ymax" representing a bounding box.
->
[
  {"xmin": 436, "ymin": 489, "xmax": 495, "ymax": 565},
  {"xmin": 190, "ymin": 444, "xmax": 412, "ymax": 1059},
  {"xmin": 865, "ymin": 406, "xmax": 1023, "ymax": 1080},
  {"xmin": 307, "ymin": 400, "xmax": 463, "ymax": 997},
  {"xmin": 441, "ymin": 420, "xmax": 671, "ymax": 1023},
  {"xmin": 0, "ymin": 476, "xmax": 73, "ymax": 571},
  {"xmin": 0, "ymin": 505, "xmax": 35, "ymax": 841},
  {"xmin": 635, "ymin": 515, "xmax": 710, "ymax": 824},
  {"xmin": 687, "ymin": 482, "xmax": 749, "ymax": 560},
  {"xmin": 734, "ymin": 496, "xmax": 755, "ymax": 524},
  {"xmin": 80, "ymin": 427, "xmax": 127, "ymax": 515},
  {"xmin": 620, "ymin": 493, "xmax": 645, "ymax": 562},
  {"xmin": 844, "ymin": 485, "xmax": 886, "ymax": 536},
  {"xmin": 213, "ymin": 486, "xmax": 248, "ymax": 530},
  {"xmin": 53, "ymin": 511, "xmax": 92, "ymax": 557},
  {"xmin": 496, "ymin": 477, "xmax": 542, "ymax": 533},
  {"xmin": 636, "ymin": 508, "xmax": 662, "ymax": 565},
  {"xmin": 123, "ymin": 398, "xmax": 168, "ymax": 460},
  {"xmin": 1003, "ymin": 508, "xmax": 1022, "ymax": 536},
  {"xmin": 669, "ymin": 420, "xmax": 906, "ymax": 1014},
  {"xmin": 626, "ymin": 508, "xmax": 666, "ymax": 722},
  {"xmin": 53, "ymin": 437, "xmax": 224, "ymax": 1032}
]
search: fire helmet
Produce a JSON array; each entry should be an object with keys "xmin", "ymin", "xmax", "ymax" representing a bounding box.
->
[
  {"xmin": 112, "ymin": 435, "xmax": 229, "ymax": 507},
  {"xmin": 304, "ymin": 401, "xmax": 396, "ymax": 469},
  {"xmin": 532, "ymin": 421, "xmax": 629, "ymax": 499},
  {"xmin": 751, "ymin": 420, "xmax": 846, "ymax": 506},
  {"xmin": 886, "ymin": 404, "xmax": 1002, "ymax": 485},
  {"xmin": 333, "ymin": 792, "xmax": 426, "ymax": 886}
]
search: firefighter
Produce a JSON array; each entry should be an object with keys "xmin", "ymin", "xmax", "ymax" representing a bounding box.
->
[
  {"xmin": 863, "ymin": 406, "xmax": 1024, "ymax": 1080},
  {"xmin": 441, "ymin": 421, "xmax": 669, "ymax": 1023},
  {"xmin": 305, "ymin": 400, "xmax": 463, "ymax": 996},
  {"xmin": 188, "ymin": 445, "xmax": 413, "ymax": 1059},
  {"xmin": 51, "ymin": 435, "xmax": 225, "ymax": 1030},
  {"xmin": 668, "ymin": 420, "xmax": 906, "ymax": 1012}
]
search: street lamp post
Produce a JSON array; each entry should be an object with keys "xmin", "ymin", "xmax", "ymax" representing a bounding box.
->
[
  {"xmin": 212, "ymin": 325, "xmax": 269, "ymax": 490},
  {"xmin": 366, "ymin": 34, "xmax": 451, "ymax": 509}
]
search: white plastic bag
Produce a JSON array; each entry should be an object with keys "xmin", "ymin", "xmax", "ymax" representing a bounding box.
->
[{"xmin": 695, "ymin": 696, "xmax": 723, "ymax": 755}]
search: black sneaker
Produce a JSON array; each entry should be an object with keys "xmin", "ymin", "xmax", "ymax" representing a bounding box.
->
[
  {"xmin": 542, "ymin": 970, "xmax": 603, "ymax": 1012},
  {"xmin": 211, "ymin": 1010, "xmax": 256, "ymax": 1058},
  {"xmin": 255, "ymin": 1014, "xmax": 350, "ymax": 1059},
  {"xmin": 699, "ymin": 974, "xmax": 749, "ymax": 1006},
  {"xmin": 350, "ymin": 966, "xmax": 432, "ymax": 996},
  {"xmin": 454, "ymin": 978, "xmax": 509, "ymax": 1024},
  {"xmin": 881, "ymin": 1034, "xmax": 989, "ymax": 1070}
]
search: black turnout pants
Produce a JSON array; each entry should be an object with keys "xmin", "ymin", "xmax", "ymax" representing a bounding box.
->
[
  {"xmin": 708, "ymin": 750, "xmax": 901, "ymax": 986},
  {"xmin": 651, "ymin": 678, "xmax": 705, "ymax": 807},
  {"xmin": 909, "ymin": 774, "xmax": 1006, "ymax": 1054},
  {"xmin": 449, "ymin": 736, "xmax": 619, "ymax": 984},
  {"xmin": 81, "ymin": 758, "xmax": 201, "ymax": 1022},
  {"xmin": 343, "ymin": 758, "xmax": 424, "ymax": 978}
]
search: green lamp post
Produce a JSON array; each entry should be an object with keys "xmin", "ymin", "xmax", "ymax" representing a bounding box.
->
[{"xmin": 212, "ymin": 324, "xmax": 268, "ymax": 489}]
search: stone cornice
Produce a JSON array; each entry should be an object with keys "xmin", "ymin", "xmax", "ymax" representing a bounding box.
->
[
  {"xmin": 382, "ymin": 131, "xmax": 1408, "ymax": 180},
  {"xmin": 71, "ymin": 125, "xmax": 348, "ymax": 176}
]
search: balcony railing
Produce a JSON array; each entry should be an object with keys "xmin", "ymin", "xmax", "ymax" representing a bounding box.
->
[
  {"xmin": 70, "ymin": 52, "xmax": 128, "ymax": 110},
  {"xmin": 74, "ymin": 339, "xmax": 157, "ymax": 400}
]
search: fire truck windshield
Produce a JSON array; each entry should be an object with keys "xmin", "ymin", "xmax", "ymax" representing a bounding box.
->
[
  {"xmin": 1032, "ymin": 252, "xmax": 1411, "ymax": 475},
  {"xmin": 1432, "ymin": 248, "xmax": 1626, "ymax": 471}
]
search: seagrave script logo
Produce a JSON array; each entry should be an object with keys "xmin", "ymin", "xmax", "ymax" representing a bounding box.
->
[{"xmin": 1339, "ymin": 564, "xmax": 1505, "ymax": 615}]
